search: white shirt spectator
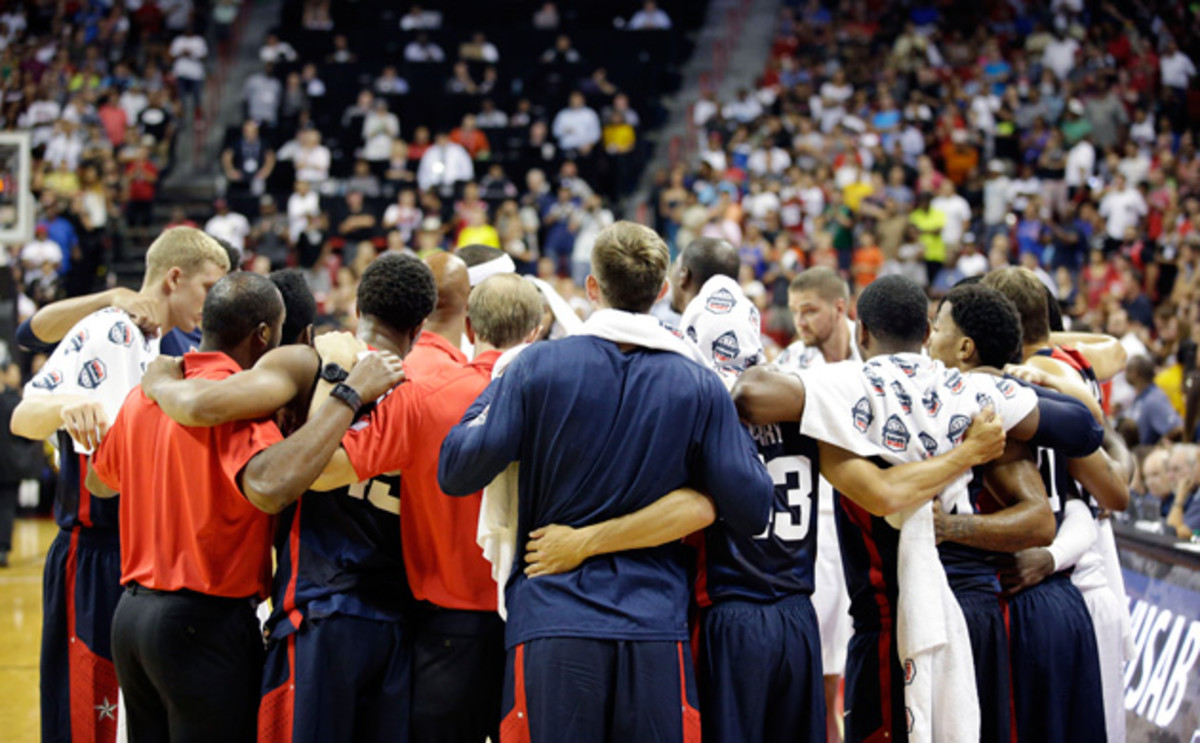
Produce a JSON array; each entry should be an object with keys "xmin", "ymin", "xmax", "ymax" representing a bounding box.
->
[
  {"xmin": 1161, "ymin": 50, "xmax": 1197, "ymax": 90},
  {"xmin": 119, "ymin": 89, "xmax": 149, "ymax": 122},
  {"xmin": 417, "ymin": 141, "xmax": 474, "ymax": 192},
  {"xmin": 820, "ymin": 81, "xmax": 854, "ymax": 105},
  {"xmin": 362, "ymin": 109, "xmax": 400, "ymax": 161},
  {"xmin": 244, "ymin": 72, "xmax": 282, "ymax": 125},
  {"xmin": 1064, "ymin": 139, "xmax": 1095, "ymax": 188},
  {"xmin": 799, "ymin": 185, "xmax": 825, "ymax": 235},
  {"xmin": 747, "ymin": 146, "xmax": 792, "ymax": 176},
  {"xmin": 931, "ymin": 192, "xmax": 971, "ymax": 246},
  {"xmin": 693, "ymin": 97, "xmax": 718, "ymax": 127},
  {"xmin": 723, "ymin": 95, "xmax": 763, "ymax": 124},
  {"xmin": 1130, "ymin": 115, "xmax": 1156, "ymax": 150},
  {"xmin": 44, "ymin": 132, "xmax": 83, "ymax": 171},
  {"xmin": 205, "ymin": 211, "xmax": 252, "ymax": 252},
  {"xmin": 400, "ymin": 8, "xmax": 442, "ymax": 30},
  {"xmin": 287, "ymin": 190, "xmax": 320, "ymax": 243},
  {"xmin": 1099, "ymin": 187, "xmax": 1148, "ymax": 240},
  {"xmin": 1042, "ymin": 36, "xmax": 1079, "ymax": 79},
  {"xmin": 743, "ymin": 190, "xmax": 781, "ymax": 221},
  {"xmin": 628, "ymin": 6, "xmax": 672, "ymax": 30},
  {"xmin": 1118, "ymin": 152, "xmax": 1151, "ymax": 185},
  {"xmin": 260, "ymin": 39, "xmax": 298, "ymax": 64},
  {"xmin": 169, "ymin": 33, "xmax": 208, "ymax": 82},
  {"xmin": 375, "ymin": 73, "xmax": 410, "ymax": 95},
  {"xmin": 294, "ymin": 143, "xmax": 332, "ymax": 183},
  {"xmin": 1007, "ymin": 176, "xmax": 1042, "ymax": 213},
  {"xmin": 21, "ymin": 238, "xmax": 63, "ymax": 271},
  {"xmin": 552, "ymin": 105, "xmax": 602, "ymax": 151},
  {"xmin": 159, "ymin": 0, "xmax": 194, "ymax": 31},
  {"xmin": 476, "ymin": 108, "xmax": 509, "ymax": 128},
  {"xmin": 21, "ymin": 99, "xmax": 61, "ymax": 148},
  {"xmin": 958, "ymin": 250, "xmax": 989, "ymax": 277},
  {"xmin": 404, "ymin": 40, "xmax": 446, "ymax": 63},
  {"xmin": 983, "ymin": 175, "xmax": 1011, "ymax": 226}
]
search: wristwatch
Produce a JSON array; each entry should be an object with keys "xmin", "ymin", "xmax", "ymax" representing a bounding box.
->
[
  {"xmin": 329, "ymin": 382, "xmax": 363, "ymax": 414},
  {"xmin": 320, "ymin": 362, "xmax": 349, "ymax": 384}
]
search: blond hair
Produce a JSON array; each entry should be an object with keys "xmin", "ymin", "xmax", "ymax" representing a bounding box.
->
[
  {"xmin": 591, "ymin": 221, "xmax": 669, "ymax": 312},
  {"xmin": 981, "ymin": 267, "xmax": 1046, "ymax": 346},
  {"xmin": 143, "ymin": 227, "xmax": 230, "ymax": 284},
  {"xmin": 468, "ymin": 274, "xmax": 544, "ymax": 348}
]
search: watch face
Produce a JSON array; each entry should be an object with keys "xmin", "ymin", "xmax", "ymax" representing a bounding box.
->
[{"xmin": 323, "ymin": 363, "xmax": 347, "ymax": 383}]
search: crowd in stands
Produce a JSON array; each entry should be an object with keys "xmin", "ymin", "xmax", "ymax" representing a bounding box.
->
[
  {"xmin": 3, "ymin": 0, "xmax": 237, "ymax": 312},
  {"xmin": 639, "ymin": 0, "xmax": 1200, "ymax": 534}
]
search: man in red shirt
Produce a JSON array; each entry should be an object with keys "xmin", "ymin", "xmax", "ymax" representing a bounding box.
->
[
  {"xmin": 404, "ymin": 251, "xmax": 470, "ymax": 377},
  {"xmin": 91, "ymin": 272, "xmax": 403, "ymax": 741},
  {"xmin": 316, "ymin": 273, "xmax": 544, "ymax": 742}
]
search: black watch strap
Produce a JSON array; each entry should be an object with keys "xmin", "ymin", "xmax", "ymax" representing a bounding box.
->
[
  {"xmin": 321, "ymin": 362, "xmax": 350, "ymax": 384},
  {"xmin": 329, "ymin": 382, "xmax": 362, "ymax": 413}
]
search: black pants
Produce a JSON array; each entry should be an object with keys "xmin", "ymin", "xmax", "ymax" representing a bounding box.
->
[
  {"xmin": 412, "ymin": 605, "xmax": 506, "ymax": 743},
  {"xmin": 0, "ymin": 482, "xmax": 16, "ymax": 553},
  {"xmin": 111, "ymin": 585, "xmax": 264, "ymax": 743}
]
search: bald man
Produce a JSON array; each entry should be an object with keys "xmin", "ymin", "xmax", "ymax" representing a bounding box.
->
[
  {"xmin": 669, "ymin": 237, "xmax": 741, "ymax": 313},
  {"xmin": 406, "ymin": 251, "xmax": 473, "ymax": 377}
]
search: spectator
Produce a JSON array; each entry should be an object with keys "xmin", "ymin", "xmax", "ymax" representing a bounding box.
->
[
  {"xmin": 20, "ymin": 224, "xmax": 64, "ymax": 287},
  {"xmin": 455, "ymin": 206, "xmax": 500, "ymax": 249},
  {"xmin": 405, "ymin": 33, "xmax": 446, "ymax": 63},
  {"xmin": 123, "ymin": 146, "xmax": 158, "ymax": 227},
  {"xmin": 1099, "ymin": 174, "xmax": 1148, "ymax": 254},
  {"xmin": 1160, "ymin": 39, "xmax": 1196, "ymax": 133},
  {"xmin": 449, "ymin": 114, "xmax": 490, "ymax": 160},
  {"xmin": 293, "ymin": 128, "xmax": 331, "ymax": 184},
  {"xmin": 930, "ymin": 179, "xmax": 971, "ymax": 253},
  {"xmin": 459, "ymin": 32, "xmax": 499, "ymax": 64},
  {"xmin": 1126, "ymin": 355, "xmax": 1185, "ymax": 446},
  {"xmin": 532, "ymin": 2, "xmax": 559, "ymax": 30},
  {"xmin": 169, "ymin": 24, "xmax": 208, "ymax": 115},
  {"xmin": 375, "ymin": 66, "xmax": 410, "ymax": 96},
  {"xmin": 399, "ymin": 4, "xmax": 442, "ymax": 31},
  {"xmin": 362, "ymin": 100, "xmax": 401, "ymax": 162},
  {"xmin": 476, "ymin": 99, "xmax": 508, "ymax": 129},
  {"xmin": 417, "ymin": 131, "xmax": 474, "ymax": 195},
  {"xmin": 244, "ymin": 62, "xmax": 283, "ymax": 127},
  {"xmin": 287, "ymin": 179, "xmax": 321, "ymax": 243},
  {"xmin": 541, "ymin": 185, "xmax": 581, "ymax": 277},
  {"xmin": 260, "ymin": 32, "xmax": 298, "ymax": 64},
  {"xmin": 222, "ymin": 120, "xmax": 276, "ymax": 194},
  {"xmin": 851, "ymin": 232, "xmax": 884, "ymax": 289},
  {"xmin": 383, "ymin": 190, "xmax": 423, "ymax": 245},
  {"xmin": 909, "ymin": 191, "xmax": 947, "ymax": 283},
  {"xmin": 327, "ymin": 34, "xmax": 358, "ymax": 64},
  {"xmin": 336, "ymin": 190, "xmax": 379, "ymax": 255},
  {"xmin": 446, "ymin": 62, "xmax": 478, "ymax": 95},
  {"xmin": 248, "ymin": 195, "xmax": 292, "ymax": 270},
  {"xmin": 552, "ymin": 91, "xmax": 602, "ymax": 154},
  {"xmin": 627, "ymin": 0, "xmax": 672, "ymax": 30},
  {"xmin": 205, "ymin": 199, "xmax": 252, "ymax": 254},
  {"xmin": 344, "ymin": 159, "xmax": 382, "ymax": 198}
]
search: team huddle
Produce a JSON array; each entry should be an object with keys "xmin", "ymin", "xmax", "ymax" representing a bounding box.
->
[{"xmin": 12, "ymin": 221, "xmax": 1133, "ymax": 743}]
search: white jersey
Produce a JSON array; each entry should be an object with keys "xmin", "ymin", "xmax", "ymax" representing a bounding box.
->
[{"xmin": 24, "ymin": 307, "xmax": 160, "ymax": 454}]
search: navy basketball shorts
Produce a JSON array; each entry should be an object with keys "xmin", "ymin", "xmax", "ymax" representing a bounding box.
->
[
  {"xmin": 42, "ymin": 527, "xmax": 123, "ymax": 743},
  {"xmin": 259, "ymin": 615, "xmax": 411, "ymax": 743},
  {"xmin": 411, "ymin": 605, "xmax": 506, "ymax": 743},
  {"xmin": 698, "ymin": 593, "xmax": 825, "ymax": 743},
  {"xmin": 842, "ymin": 624, "xmax": 907, "ymax": 743},
  {"xmin": 1007, "ymin": 571, "xmax": 1106, "ymax": 743},
  {"xmin": 955, "ymin": 590, "xmax": 1013, "ymax": 743},
  {"xmin": 500, "ymin": 637, "xmax": 701, "ymax": 743}
]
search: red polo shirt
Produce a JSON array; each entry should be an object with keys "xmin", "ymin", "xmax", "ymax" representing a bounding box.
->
[
  {"xmin": 93, "ymin": 352, "xmax": 282, "ymax": 599},
  {"xmin": 403, "ymin": 331, "xmax": 468, "ymax": 379},
  {"xmin": 341, "ymin": 350, "xmax": 501, "ymax": 611}
]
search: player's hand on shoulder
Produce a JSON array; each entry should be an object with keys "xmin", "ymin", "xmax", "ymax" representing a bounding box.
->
[
  {"xmin": 315, "ymin": 330, "xmax": 367, "ymax": 370},
  {"xmin": 962, "ymin": 405, "xmax": 1005, "ymax": 464},
  {"xmin": 344, "ymin": 350, "xmax": 405, "ymax": 401},
  {"xmin": 61, "ymin": 399, "xmax": 109, "ymax": 451},
  {"xmin": 141, "ymin": 356, "xmax": 184, "ymax": 401},
  {"xmin": 525, "ymin": 524, "xmax": 590, "ymax": 577},
  {"xmin": 111, "ymin": 288, "xmax": 163, "ymax": 338},
  {"xmin": 1003, "ymin": 364, "xmax": 1047, "ymax": 387}
]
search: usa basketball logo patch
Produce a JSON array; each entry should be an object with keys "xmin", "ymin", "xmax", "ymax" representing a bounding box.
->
[
  {"xmin": 658, "ymin": 320, "xmax": 684, "ymax": 339},
  {"xmin": 78, "ymin": 358, "xmax": 108, "ymax": 390},
  {"xmin": 705, "ymin": 288, "xmax": 736, "ymax": 314},
  {"xmin": 711, "ymin": 331, "xmax": 739, "ymax": 364},
  {"xmin": 882, "ymin": 414, "xmax": 910, "ymax": 451},
  {"xmin": 922, "ymin": 388, "xmax": 942, "ymax": 416},
  {"xmin": 31, "ymin": 369, "xmax": 63, "ymax": 391},
  {"xmin": 976, "ymin": 392, "xmax": 994, "ymax": 409},
  {"xmin": 948, "ymin": 414, "xmax": 971, "ymax": 445},
  {"xmin": 890, "ymin": 355, "xmax": 918, "ymax": 376},
  {"xmin": 852, "ymin": 396, "xmax": 873, "ymax": 433},
  {"xmin": 108, "ymin": 321, "xmax": 134, "ymax": 347},
  {"xmin": 65, "ymin": 328, "xmax": 89, "ymax": 354},
  {"xmin": 944, "ymin": 369, "xmax": 965, "ymax": 394},
  {"xmin": 919, "ymin": 432, "xmax": 938, "ymax": 457},
  {"xmin": 891, "ymin": 381, "xmax": 913, "ymax": 414},
  {"xmin": 995, "ymin": 377, "xmax": 1017, "ymax": 398},
  {"xmin": 865, "ymin": 367, "xmax": 886, "ymax": 395}
]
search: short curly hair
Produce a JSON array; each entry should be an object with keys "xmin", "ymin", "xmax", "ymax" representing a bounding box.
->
[
  {"xmin": 857, "ymin": 275, "xmax": 929, "ymax": 346},
  {"xmin": 357, "ymin": 253, "xmax": 437, "ymax": 334},
  {"xmin": 269, "ymin": 269, "xmax": 317, "ymax": 345},
  {"xmin": 941, "ymin": 284, "xmax": 1024, "ymax": 368}
]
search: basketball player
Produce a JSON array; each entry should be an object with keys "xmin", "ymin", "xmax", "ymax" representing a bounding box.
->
[
  {"xmin": 91, "ymin": 272, "xmax": 404, "ymax": 741},
  {"xmin": 405, "ymin": 251, "xmax": 471, "ymax": 376},
  {"xmin": 775, "ymin": 267, "xmax": 859, "ymax": 741},
  {"xmin": 732, "ymin": 275, "xmax": 1104, "ymax": 742},
  {"xmin": 439, "ymin": 222, "xmax": 775, "ymax": 742},
  {"xmin": 10, "ymin": 227, "xmax": 228, "ymax": 743},
  {"xmin": 141, "ymin": 253, "xmax": 437, "ymax": 742}
]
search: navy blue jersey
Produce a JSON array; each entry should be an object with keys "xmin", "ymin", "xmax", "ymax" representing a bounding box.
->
[
  {"xmin": 699, "ymin": 422, "xmax": 819, "ymax": 604},
  {"xmin": 834, "ymin": 460, "xmax": 900, "ymax": 634},
  {"xmin": 51, "ymin": 431, "xmax": 120, "ymax": 532},
  {"xmin": 266, "ymin": 472, "xmax": 412, "ymax": 640},
  {"xmin": 439, "ymin": 336, "xmax": 773, "ymax": 649},
  {"xmin": 937, "ymin": 468, "xmax": 1003, "ymax": 596}
]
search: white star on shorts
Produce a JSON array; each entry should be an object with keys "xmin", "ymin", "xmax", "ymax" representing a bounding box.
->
[{"xmin": 96, "ymin": 697, "xmax": 117, "ymax": 721}]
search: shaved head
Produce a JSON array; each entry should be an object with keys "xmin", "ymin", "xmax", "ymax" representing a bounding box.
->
[{"xmin": 424, "ymin": 252, "xmax": 470, "ymax": 320}]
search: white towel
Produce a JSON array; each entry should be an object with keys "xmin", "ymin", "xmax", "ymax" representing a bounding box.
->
[
  {"xmin": 526, "ymin": 276, "xmax": 585, "ymax": 337},
  {"xmin": 574, "ymin": 308, "xmax": 714, "ymax": 368},
  {"xmin": 475, "ymin": 343, "xmax": 530, "ymax": 620},
  {"xmin": 797, "ymin": 354, "xmax": 1038, "ymax": 743},
  {"xmin": 678, "ymin": 275, "xmax": 764, "ymax": 374}
]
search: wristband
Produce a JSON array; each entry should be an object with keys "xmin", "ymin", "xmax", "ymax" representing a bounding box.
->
[{"xmin": 329, "ymin": 382, "xmax": 362, "ymax": 414}]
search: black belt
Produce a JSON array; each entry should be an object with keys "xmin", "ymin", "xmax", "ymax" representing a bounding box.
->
[{"xmin": 126, "ymin": 582, "xmax": 258, "ymax": 607}]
